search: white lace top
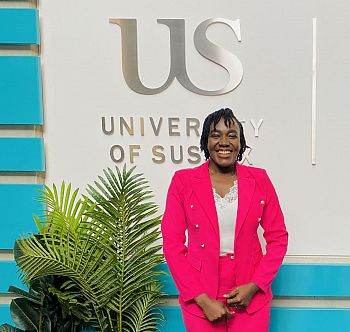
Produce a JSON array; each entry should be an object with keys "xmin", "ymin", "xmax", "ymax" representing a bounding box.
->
[{"xmin": 213, "ymin": 180, "xmax": 238, "ymax": 256}]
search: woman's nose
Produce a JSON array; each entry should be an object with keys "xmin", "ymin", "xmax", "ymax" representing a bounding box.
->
[{"xmin": 219, "ymin": 136, "xmax": 229, "ymax": 145}]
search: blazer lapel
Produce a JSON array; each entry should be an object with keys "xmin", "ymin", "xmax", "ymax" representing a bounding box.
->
[
  {"xmin": 235, "ymin": 162, "xmax": 255, "ymax": 242},
  {"xmin": 191, "ymin": 160, "xmax": 219, "ymax": 239}
]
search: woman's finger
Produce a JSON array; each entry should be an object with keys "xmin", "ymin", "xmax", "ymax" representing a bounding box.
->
[
  {"xmin": 225, "ymin": 307, "xmax": 235, "ymax": 318},
  {"xmin": 224, "ymin": 288, "xmax": 239, "ymax": 298},
  {"xmin": 227, "ymin": 295, "xmax": 242, "ymax": 305}
]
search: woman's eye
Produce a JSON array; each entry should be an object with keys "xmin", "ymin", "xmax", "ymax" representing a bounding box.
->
[{"xmin": 229, "ymin": 134, "xmax": 237, "ymax": 138}]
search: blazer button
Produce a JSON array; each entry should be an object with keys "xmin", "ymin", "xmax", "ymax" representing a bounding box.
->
[
  {"xmin": 260, "ymin": 200, "xmax": 265, "ymax": 205},
  {"xmin": 190, "ymin": 204, "xmax": 194, "ymax": 208},
  {"xmin": 195, "ymin": 224, "xmax": 199, "ymax": 229},
  {"xmin": 258, "ymin": 217, "xmax": 262, "ymax": 222},
  {"xmin": 200, "ymin": 243, "xmax": 205, "ymax": 248},
  {"xmin": 230, "ymin": 255, "xmax": 234, "ymax": 260}
]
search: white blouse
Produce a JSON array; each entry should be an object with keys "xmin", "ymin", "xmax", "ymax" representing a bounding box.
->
[{"xmin": 213, "ymin": 180, "xmax": 238, "ymax": 256}]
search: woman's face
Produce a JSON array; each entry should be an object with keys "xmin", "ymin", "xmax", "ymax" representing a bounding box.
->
[{"xmin": 207, "ymin": 117, "xmax": 241, "ymax": 169}]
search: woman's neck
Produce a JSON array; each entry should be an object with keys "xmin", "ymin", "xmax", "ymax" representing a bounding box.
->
[{"xmin": 208, "ymin": 160, "xmax": 236, "ymax": 176}]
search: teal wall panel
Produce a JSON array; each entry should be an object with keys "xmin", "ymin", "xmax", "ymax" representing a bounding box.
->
[
  {"xmin": 0, "ymin": 261, "xmax": 25, "ymax": 293},
  {"xmin": 158, "ymin": 307, "xmax": 185, "ymax": 332},
  {"xmin": 269, "ymin": 307, "xmax": 350, "ymax": 332},
  {"xmin": 0, "ymin": 56, "xmax": 43, "ymax": 125},
  {"xmin": 0, "ymin": 305, "xmax": 12, "ymax": 326},
  {"xmin": 273, "ymin": 264, "xmax": 350, "ymax": 296},
  {"xmin": 0, "ymin": 9, "xmax": 39, "ymax": 45},
  {"xmin": 157, "ymin": 263, "xmax": 350, "ymax": 297},
  {"xmin": 0, "ymin": 184, "xmax": 44, "ymax": 249},
  {"xmin": 0, "ymin": 138, "xmax": 45, "ymax": 171}
]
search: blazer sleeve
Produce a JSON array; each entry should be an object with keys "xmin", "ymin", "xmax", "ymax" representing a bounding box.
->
[
  {"xmin": 250, "ymin": 170, "xmax": 288, "ymax": 293},
  {"xmin": 161, "ymin": 172, "xmax": 204, "ymax": 302}
]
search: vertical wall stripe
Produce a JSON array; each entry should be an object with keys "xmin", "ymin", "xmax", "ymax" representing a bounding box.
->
[
  {"xmin": 311, "ymin": 18, "xmax": 317, "ymax": 165},
  {"xmin": 0, "ymin": 56, "xmax": 43, "ymax": 124},
  {"xmin": 0, "ymin": 2, "xmax": 43, "ymax": 329},
  {"xmin": 0, "ymin": 9, "xmax": 39, "ymax": 44}
]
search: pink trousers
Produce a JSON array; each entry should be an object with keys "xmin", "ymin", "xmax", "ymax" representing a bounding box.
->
[{"xmin": 181, "ymin": 255, "xmax": 270, "ymax": 332}]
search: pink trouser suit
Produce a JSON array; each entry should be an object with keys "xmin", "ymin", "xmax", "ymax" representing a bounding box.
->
[{"xmin": 161, "ymin": 161, "xmax": 288, "ymax": 331}]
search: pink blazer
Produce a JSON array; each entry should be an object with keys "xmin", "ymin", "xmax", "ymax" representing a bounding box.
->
[{"xmin": 161, "ymin": 160, "xmax": 288, "ymax": 317}]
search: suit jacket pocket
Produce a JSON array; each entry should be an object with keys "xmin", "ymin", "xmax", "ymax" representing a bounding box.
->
[{"xmin": 187, "ymin": 254, "xmax": 202, "ymax": 272}]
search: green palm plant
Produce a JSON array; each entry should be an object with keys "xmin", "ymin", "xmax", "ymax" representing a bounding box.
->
[
  {"xmin": 85, "ymin": 166, "xmax": 165, "ymax": 331},
  {"xmin": 1, "ymin": 165, "xmax": 165, "ymax": 332}
]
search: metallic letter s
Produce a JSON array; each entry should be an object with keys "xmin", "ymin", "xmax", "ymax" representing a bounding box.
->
[{"xmin": 193, "ymin": 18, "xmax": 243, "ymax": 95}]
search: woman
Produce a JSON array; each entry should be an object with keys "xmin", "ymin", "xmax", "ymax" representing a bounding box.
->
[{"xmin": 161, "ymin": 108, "xmax": 288, "ymax": 331}]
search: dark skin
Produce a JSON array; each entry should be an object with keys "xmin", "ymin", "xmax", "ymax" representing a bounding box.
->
[{"xmin": 194, "ymin": 117, "xmax": 260, "ymax": 322}]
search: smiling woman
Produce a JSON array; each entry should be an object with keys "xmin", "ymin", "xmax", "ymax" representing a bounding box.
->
[
  {"xmin": 200, "ymin": 110, "xmax": 247, "ymax": 165},
  {"xmin": 203, "ymin": 113, "xmax": 244, "ymax": 198},
  {"xmin": 161, "ymin": 108, "xmax": 288, "ymax": 332}
]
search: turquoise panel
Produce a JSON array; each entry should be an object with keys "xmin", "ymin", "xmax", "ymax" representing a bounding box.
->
[
  {"xmin": 0, "ymin": 9, "xmax": 39, "ymax": 44},
  {"xmin": 157, "ymin": 263, "xmax": 350, "ymax": 297},
  {"xmin": 158, "ymin": 307, "xmax": 350, "ymax": 332},
  {"xmin": 0, "ymin": 261, "xmax": 25, "ymax": 293},
  {"xmin": 269, "ymin": 307, "xmax": 350, "ymax": 332},
  {"xmin": 0, "ymin": 138, "xmax": 45, "ymax": 171},
  {"xmin": 273, "ymin": 264, "xmax": 350, "ymax": 296},
  {"xmin": 158, "ymin": 307, "xmax": 186, "ymax": 332},
  {"xmin": 0, "ymin": 184, "xmax": 44, "ymax": 249},
  {"xmin": 0, "ymin": 56, "xmax": 43, "ymax": 125},
  {"xmin": 0, "ymin": 305, "xmax": 12, "ymax": 326}
]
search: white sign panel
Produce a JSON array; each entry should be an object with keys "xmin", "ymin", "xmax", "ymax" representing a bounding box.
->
[{"xmin": 41, "ymin": 0, "xmax": 350, "ymax": 255}]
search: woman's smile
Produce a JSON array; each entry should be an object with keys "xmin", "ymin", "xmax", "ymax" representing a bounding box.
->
[{"xmin": 216, "ymin": 149, "xmax": 233, "ymax": 156}]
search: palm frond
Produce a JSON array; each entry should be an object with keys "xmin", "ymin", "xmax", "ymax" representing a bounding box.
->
[
  {"xmin": 86, "ymin": 165, "xmax": 165, "ymax": 331},
  {"xmin": 123, "ymin": 283, "xmax": 164, "ymax": 332},
  {"xmin": 13, "ymin": 165, "xmax": 165, "ymax": 332}
]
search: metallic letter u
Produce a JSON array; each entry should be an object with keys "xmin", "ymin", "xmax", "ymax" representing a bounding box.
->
[{"xmin": 110, "ymin": 18, "xmax": 243, "ymax": 96}]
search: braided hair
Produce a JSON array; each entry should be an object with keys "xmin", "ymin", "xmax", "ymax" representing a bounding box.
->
[{"xmin": 200, "ymin": 108, "xmax": 247, "ymax": 161}]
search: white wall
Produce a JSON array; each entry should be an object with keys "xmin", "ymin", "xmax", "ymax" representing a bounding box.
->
[{"xmin": 40, "ymin": 0, "xmax": 350, "ymax": 255}]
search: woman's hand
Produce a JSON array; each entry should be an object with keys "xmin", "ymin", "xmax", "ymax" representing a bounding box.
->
[
  {"xmin": 194, "ymin": 293, "xmax": 234, "ymax": 322},
  {"xmin": 224, "ymin": 282, "xmax": 259, "ymax": 308}
]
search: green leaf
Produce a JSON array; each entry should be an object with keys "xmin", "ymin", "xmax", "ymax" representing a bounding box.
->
[
  {"xmin": 8, "ymin": 286, "xmax": 41, "ymax": 305},
  {"xmin": 10, "ymin": 298, "xmax": 40, "ymax": 330},
  {"xmin": 0, "ymin": 324, "xmax": 25, "ymax": 332}
]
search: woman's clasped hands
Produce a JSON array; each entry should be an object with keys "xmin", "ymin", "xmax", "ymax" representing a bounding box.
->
[
  {"xmin": 194, "ymin": 282, "xmax": 259, "ymax": 322},
  {"xmin": 224, "ymin": 282, "xmax": 259, "ymax": 308},
  {"xmin": 194, "ymin": 293, "xmax": 235, "ymax": 322}
]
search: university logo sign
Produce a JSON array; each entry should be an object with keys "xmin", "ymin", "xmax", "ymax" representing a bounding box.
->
[{"xmin": 110, "ymin": 18, "xmax": 243, "ymax": 95}]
